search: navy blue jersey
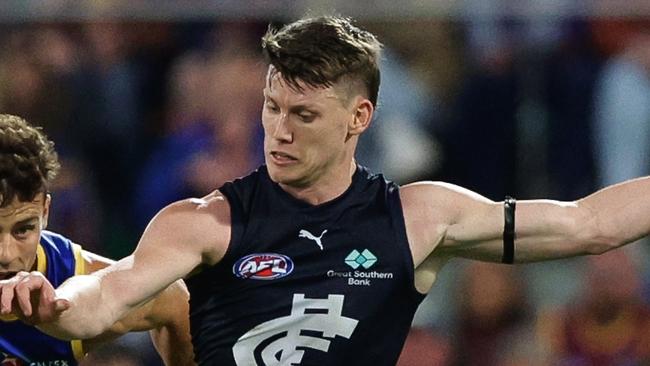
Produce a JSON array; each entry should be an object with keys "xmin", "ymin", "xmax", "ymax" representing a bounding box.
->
[
  {"xmin": 0, "ymin": 231, "xmax": 85, "ymax": 365},
  {"xmin": 187, "ymin": 165, "xmax": 425, "ymax": 365}
]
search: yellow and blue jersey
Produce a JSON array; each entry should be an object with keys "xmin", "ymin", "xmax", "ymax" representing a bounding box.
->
[{"xmin": 0, "ymin": 231, "xmax": 85, "ymax": 365}]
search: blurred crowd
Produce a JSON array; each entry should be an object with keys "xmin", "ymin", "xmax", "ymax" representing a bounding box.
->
[{"xmin": 1, "ymin": 16, "xmax": 650, "ymax": 366}]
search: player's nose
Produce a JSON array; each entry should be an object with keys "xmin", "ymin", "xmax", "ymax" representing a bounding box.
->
[
  {"xmin": 272, "ymin": 114, "xmax": 293, "ymax": 143},
  {"xmin": 0, "ymin": 233, "xmax": 16, "ymax": 266}
]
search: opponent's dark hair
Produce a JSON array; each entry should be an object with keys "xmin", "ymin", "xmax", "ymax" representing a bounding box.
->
[
  {"xmin": 0, "ymin": 114, "xmax": 60, "ymax": 207},
  {"xmin": 261, "ymin": 16, "xmax": 382, "ymax": 106}
]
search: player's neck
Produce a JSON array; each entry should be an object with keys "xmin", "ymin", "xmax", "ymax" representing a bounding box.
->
[{"xmin": 279, "ymin": 160, "xmax": 357, "ymax": 206}]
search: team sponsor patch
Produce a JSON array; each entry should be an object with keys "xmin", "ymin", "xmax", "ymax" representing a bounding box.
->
[
  {"xmin": 233, "ymin": 253, "xmax": 294, "ymax": 280},
  {"xmin": 326, "ymin": 249, "xmax": 393, "ymax": 286}
]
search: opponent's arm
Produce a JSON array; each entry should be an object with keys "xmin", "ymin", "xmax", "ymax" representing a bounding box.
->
[
  {"xmin": 9, "ymin": 192, "xmax": 229, "ymax": 340},
  {"xmin": 403, "ymin": 177, "xmax": 650, "ymax": 266},
  {"xmin": 80, "ymin": 252, "xmax": 194, "ymax": 365}
]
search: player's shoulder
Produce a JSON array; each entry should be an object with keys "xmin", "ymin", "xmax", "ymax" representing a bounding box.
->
[
  {"xmin": 400, "ymin": 180, "xmax": 453, "ymax": 206},
  {"xmin": 150, "ymin": 191, "xmax": 231, "ymax": 263},
  {"xmin": 40, "ymin": 230, "xmax": 74, "ymax": 251},
  {"xmin": 153, "ymin": 190, "xmax": 231, "ymax": 234},
  {"xmin": 40, "ymin": 229, "xmax": 69, "ymax": 242},
  {"xmin": 400, "ymin": 180, "xmax": 489, "ymax": 204},
  {"xmin": 160, "ymin": 190, "xmax": 230, "ymax": 218},
  {"xmin": 399, "ymin": 180, "xmax": 493, "ymax": 227}
]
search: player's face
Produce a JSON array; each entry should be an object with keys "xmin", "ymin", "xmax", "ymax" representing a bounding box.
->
[
  {"xmin": 0, "ymin": 194, "xmax": 49, "ymax": 280},
  {"xmin": 262, "ymin": 70, "xmax": 358, "ymax": 187}
]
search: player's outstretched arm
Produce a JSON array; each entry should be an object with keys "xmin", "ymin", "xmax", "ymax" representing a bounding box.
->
[
  {"xmin": 402, "ymin": 176, "xmax": 650, "ymax": 265},
  {"xmin": 79, "ymin": 252, "xmax": 195, "ymax": 365},
  {"xmin": 1, "ymin": 192, "xmax": 230, "ymax": 341}
]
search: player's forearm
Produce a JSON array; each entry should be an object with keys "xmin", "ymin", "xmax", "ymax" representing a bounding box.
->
[
  {"xmin": 577, "ymin": 176, "xmax": 650, "ymax": 252},
  {"xmin": 37, "ymin": 274, "xmax": 121, "ymax": 339},
  {"xmin": 512, "ymin": 178, "xmax": 650, "ymax": 262}
]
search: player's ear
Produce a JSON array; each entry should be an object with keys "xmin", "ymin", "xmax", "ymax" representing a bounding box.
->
[{"xmin": 348, "ymin": 97, "xmax": 373, "ymax": 136}]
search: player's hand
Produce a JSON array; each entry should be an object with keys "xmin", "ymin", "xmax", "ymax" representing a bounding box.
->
[{"xmin": 0, "ymin": 271, "xmax": 70, "ymax": 324}]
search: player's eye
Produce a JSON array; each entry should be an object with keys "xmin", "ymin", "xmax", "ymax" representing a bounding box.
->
[
  {"xmin": 298, "ymin": 113, "xmax": 316, "ymax": 123},
  {"xmin": 265, "ymin": 102, "xmax": 280, "ymax": 113},
  {"xmin": 14, "ymin": 225, "xmax": 36, "ymax": 239}
]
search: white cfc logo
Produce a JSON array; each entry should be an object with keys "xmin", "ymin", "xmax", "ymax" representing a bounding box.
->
[{"xmin": 232, "ymin": 294, "xmax": 358, "ymax": 365}]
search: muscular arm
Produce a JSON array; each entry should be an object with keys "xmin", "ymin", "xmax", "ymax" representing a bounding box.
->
[
  {"xmin": 403, "ymin": 177, "xmax": 650, "ymax": 269},
  {"xmin": 39, "ymin": 192, "xmax": 230, "ymax": 340},
  {"xmin": 80, "ymin": 252, "xmax": 194, "ymax": 365}
]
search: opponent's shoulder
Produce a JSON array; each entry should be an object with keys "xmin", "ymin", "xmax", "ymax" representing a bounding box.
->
[
  {"xmin": 39, "ymin": 230, "xmax": 73, "ymax": 250},
  {"xmin": 147, "ymin": 190, "xmax": 231, "ymax": 265},
  {"xmin": 40, "ymin": 230, "xmax": 116, "ymax": 274}
]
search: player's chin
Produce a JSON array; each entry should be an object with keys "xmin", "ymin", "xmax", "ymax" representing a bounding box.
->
[
  {"xmin": 268, "ymin": 170, "xmax": 295, "ymax": 185},
  {"xmin": 267, "ymin": 166, "xmax": 304, "ymax": 186}
]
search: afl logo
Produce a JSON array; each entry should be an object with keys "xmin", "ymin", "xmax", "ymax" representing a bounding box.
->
[{"xmin": 233, "ymin": 253, "xmax": 294, "ymax": 280}]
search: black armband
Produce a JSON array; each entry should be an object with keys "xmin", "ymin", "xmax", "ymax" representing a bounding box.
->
[{"xmin": 502, "ymin": 196, "xmax": 516, "ymax": 264}]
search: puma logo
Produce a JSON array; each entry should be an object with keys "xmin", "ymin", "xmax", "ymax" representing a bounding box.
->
[{"xmin": 299, "ymin": 229, "xmax": 328, "ymax": 250}]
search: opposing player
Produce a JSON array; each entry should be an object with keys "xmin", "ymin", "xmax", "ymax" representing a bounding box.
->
[
  {"xmin": 0, "ymin": 114, "xmax": 194, "ymax": 365},
  {"xmin": 2, "ymin": 17, "xmax": 650, "ymax": 365}
]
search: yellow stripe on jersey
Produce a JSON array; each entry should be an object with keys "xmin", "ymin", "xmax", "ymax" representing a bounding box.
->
[
  {"xmin": 36, "ymin": 243, "xmax": 47, "ymax": 274},
  {"xmin": 0, "ymin": 312, "xmax": 18, "ymax": 322},
  {"xmin": 71, "ymin": 243, "xmax": 85, "ymax": 276},
  {"xmin": 71, "ymin": 339, "xmax": 85, "ymax": 361}
]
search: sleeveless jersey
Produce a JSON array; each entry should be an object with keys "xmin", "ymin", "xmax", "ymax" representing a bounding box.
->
[
  {"xmin": 186, "ymin": 165, "xmax": 425, "ymax": 365},
  {"xmin": 0, "ymin": 231, "xmax": 85, "ymax": 366}
]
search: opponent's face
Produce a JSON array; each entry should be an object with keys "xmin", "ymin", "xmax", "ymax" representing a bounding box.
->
[
  {"xmin": 262, "ymin": 69, "xmax": 372, "ymax": 187},
  {"xmin": 0, "ymin": 194, "xmax": 49, "ymax": 280}
]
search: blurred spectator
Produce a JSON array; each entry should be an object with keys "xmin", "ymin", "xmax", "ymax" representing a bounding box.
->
[
  {"xmin": 0, "ymin": 27, "xmax": 101, "ymax": 250},
  {"xmin": 592, "ymin": 26, "xmax": 650, "ymax": 187},
  {"xmin": 452, "ymin": 262, "xmax": 542, "ymax": 366},
  {"xmin": 61, "ymin": 22, "xmax": 145, "ymax": 256},
  {"xmin": 133, "ymin": 25, "xmax": 265, "ymax": 229},
  {"xmin": 48, "ymin": 156, "xmax": 103, "ymax": 252},
  {"xmin": 0, "ymin": 27, "xmax": 77, "ymax": 146},
  {"xmin": 356, "ymin": 48, "xmax": 439, "ymax": 183},
  {"xmin": 441, "ymin": 43, "xmax": 519, "ymax": 200},
  {"xmin": 397, "ymin": 328, "xmax": 453, "ymax": 366},
  {"xmin": 540, "ymin": 250, "xmax": 650, "ymax": 365},
  {"xmin": 543, "ymin": 20, "xmax": 601, "ymax": 200},
  {"xmin": 70, "ymin": 22, "xmax": 141, "ymax": 202}
]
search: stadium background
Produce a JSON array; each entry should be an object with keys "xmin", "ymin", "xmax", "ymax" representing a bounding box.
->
[{"xmin": 1, "ymin": 1, "xmax": 650, "ymax": 364}]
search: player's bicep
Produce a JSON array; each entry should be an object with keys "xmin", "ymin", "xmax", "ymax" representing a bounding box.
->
[
  {"xmin": 425, "ymin": 183, "xmax": 504, "ymax": 258},
  {"xmin": 401, "ymin": 182, "xmax": 500, "ymax": 264},
  {"xmin": 94, "ymin": 196, "xmax": 229, "ymax": 317},
  {"xmin": 442, "ymin": 194, "xmax": 595, "ymax": 262}
]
